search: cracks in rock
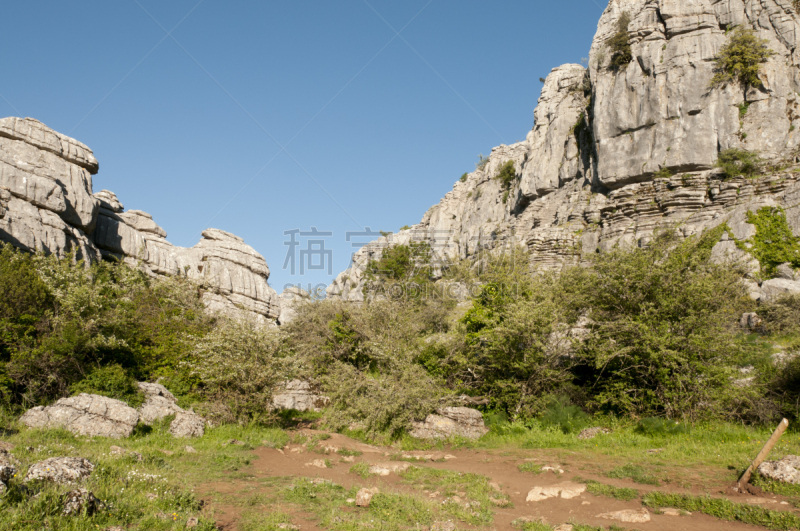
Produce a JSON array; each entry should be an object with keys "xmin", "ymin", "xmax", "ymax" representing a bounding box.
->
[{"xmin": 613, "ymin": 122, "xmax": 657, "ymax": 139}]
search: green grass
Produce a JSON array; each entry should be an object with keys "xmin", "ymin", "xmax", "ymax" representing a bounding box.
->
[
  {"xmin": 337, "ymin": 448, "xmax": 362, "ymax": 457},
  {"xmin": 281, "ymin": 476, "xmax": 492, "ymax": 531},
  {"xmin": 348, "ymin": 462, "xmax": 372, "ymax": 478},
  {"xmin": 517, "ymin": 462, "xmax": 543, "ymax": 474},
  {"xmin": 0, "ymin": 417, "xmax": 289, "ymax": 531},
  {"xmin": 606, "ymin": 463, "xmax": 661, "ymax": 485},
  {"xmin": 644, "ymin": 492, "xmax": 800, "ymax": 530},
  {"xmin": 399, "ymin": 466, "xmax": 508, "ymax": 525},
  {"xmin": 585, "ymin": 480, "xmax": 639, "ymax": 501}
]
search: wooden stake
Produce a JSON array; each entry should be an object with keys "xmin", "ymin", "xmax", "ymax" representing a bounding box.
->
[{"xmin": 737, "ymin": 418, "xmax": 789, "ymax": 489}]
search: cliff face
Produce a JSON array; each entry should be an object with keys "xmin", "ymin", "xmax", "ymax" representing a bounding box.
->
[
  {"xmin": 329, "ymin": 0, "xmax": 800, "ymax": 300},
  {"xmin": 0, "ymin": 117, "xmax": 280, "ymax": 325}
]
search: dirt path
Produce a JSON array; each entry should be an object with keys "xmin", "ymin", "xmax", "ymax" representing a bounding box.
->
[{"xmin": 198, "ymin": 430, "xmax": 794, "ymax": 530}]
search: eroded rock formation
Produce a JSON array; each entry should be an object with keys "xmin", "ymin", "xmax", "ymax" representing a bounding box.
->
[
  {"xmin": 0, "ymin": 117, "xmax": 280, "ymax": 324},
  {"xmin": 329, "ymin": 1, "xmax": 800, "ymax": 300}
]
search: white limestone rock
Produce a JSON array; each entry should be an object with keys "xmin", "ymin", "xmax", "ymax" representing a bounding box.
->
[
  {"xmin": 137, "ymin": 382, "xmax": 185, "ymax": 424},
  {"xmin": 277, "ymin": 286, "xmax": 310, "ymax": 325},
  {"xmin": 272, "ymin": 380, "xmax": 330, "ymax": 412},
  {"xmin": 761, "ymin": 278, "xmax": 800, "ymax": 302},
  {"xmin": 169, "ymin": 412, "xmax": 206, "ymax": 438},
  {"xmin": 24, "ymin": 457, "xmax": 94, "ymax": 484},
  {"xmin": 0, "ymin": 117, "xmax": 281, "ymax": 326},
  {"xmin": 758, "ymin": 455, "xmax": 800, "ymax": 484},
  {"xmin": 409, "ymin": 407, "xmax": 488, "ymax": 440},
  {"xmin": 19, "ymin": 394, "xmax": 140, "ymax": 439}
]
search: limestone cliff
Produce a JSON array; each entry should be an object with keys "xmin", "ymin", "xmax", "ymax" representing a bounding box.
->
[
  {"xmin": 329, "ymin": 0, "xmax": 800, "ymax": 300},
  {"xmin": 0, "ymin": 117, "xmax": 280, "ymax": 324}
]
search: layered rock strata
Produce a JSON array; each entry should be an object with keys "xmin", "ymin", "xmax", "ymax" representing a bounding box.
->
[
  {"xmin": 0, "ymin": 117, "xmax": 280, "ymax": 324},
  {"xmin": 329, "ymin": 0, "xmax": 800, "ymax": 299}
]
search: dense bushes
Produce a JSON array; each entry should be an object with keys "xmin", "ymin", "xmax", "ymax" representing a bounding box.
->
[
  {"xmin": 284, "ymin": 298, "xmax": 450, "ymax": 437},
  {"xmin": 0, "ymin": 244, "xmax": 212, "ymax": 408}
]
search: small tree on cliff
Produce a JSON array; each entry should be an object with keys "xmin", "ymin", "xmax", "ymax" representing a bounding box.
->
[
  {"xmin": 608, "ymin": 11, "xmax": 632, "ymax": 71},
  {"xmin": 711, "ymin": 27, "xmax": 774, "ymax": 91}
]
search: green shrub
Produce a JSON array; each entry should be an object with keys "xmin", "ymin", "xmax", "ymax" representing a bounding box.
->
[
  {"xmin": 495, "ymin": 161, "xmax": 517, "ymax": 189},
  {"xmin": 285, "ymin": 299, "xmax": 452, "ymax": 437},
  {"xmin": 476, "ymin": 154, "xmax": 490, "ymax": 171},
  {"xmin": 715, "ymin": 148, "xmax": 762, "ymax": 177},
  {"xmin": 653, "ymin": 167, "xmax": 673, "ymax": 179},
  {"xmin": 608, "ymin": 12, "xmax": 632, "ymax": 71},
  {"xmin": 573, "ymin": 229, "xmax": 758, "ymax": 419},
  {"xmin": 189, "ymin": 317, "xmax": 290, "ymax": 425},
  {"xmin": 3, "ymin": 250, "xmax": 212, "ymax": 406},
  {"xmin": 711, "ymin": 27, "xmax": 774, "ymax": 88},
  {"xmin": 460, "ymin": 173, "xmax": 468, "ymax": 183},
  {"xmin": 743, "ymin": 206, "xmax": 800, "ymax": 276},
  {"xmin": 634, "ymin": 417, "xmax": 688, "ymax": 437},
  {"xmin": 540, "ymin": 396, "xmax": 591, "ymax": 434},
  {"xmin": 70, "ymin": 364, "xmax": 144, "ymax": 407}
]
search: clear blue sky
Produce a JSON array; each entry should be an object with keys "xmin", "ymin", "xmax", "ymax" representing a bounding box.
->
[{"xmin": 1, "ymin": 0, "xmax": 606, "ymax": 292}]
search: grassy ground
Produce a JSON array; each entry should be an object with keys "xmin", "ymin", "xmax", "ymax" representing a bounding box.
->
[
  {"xmin": 2, "ymin": 413, "xmax": 800, "ymax": 530},
  {"xmin": 0, "ymin": 416, "xmax": 288, "ymax": 531}
]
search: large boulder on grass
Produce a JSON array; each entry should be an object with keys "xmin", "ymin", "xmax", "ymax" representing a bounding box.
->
[
  {"xmin": 409, "ymin": 407, "xmax": 488, "ymax": 440},
  {"xmin": 25, "ymin": 457, "xmax": 94, "ymax": 484},
  {"xmin": 137, "ymin": 382, "xmax": 185, "ymax": 424},
  {"xmin": 20, "ymin": 394, "xmax": 139, "ymax": 438},
  {"xmin": 169, "ymin": 412, "xmax": 206, "ymax": 438}
]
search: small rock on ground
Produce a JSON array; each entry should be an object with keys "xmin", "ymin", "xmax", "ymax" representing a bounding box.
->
[
  {"xmin": 25, "ymin": 457, "xmax": 94, "ymax": 484},
  {"xmin": 368, "ymin": 462, "xmax": 410, "ymax": 476},
  {"xmin": 356, "ymin": 487, "xmax": 379, "ymax": 507},
  {"xmin": 596, "ymin": 508, "xmax": 651, "ymax": 523},
  {"xmin": 63, "ymin": 488, "xmax": 103, "ymax": 516},
  {"xmin": 431, "ymin": 521, "xmax": 456, "ymax": 531},
  {"xmin": 578, "ymin": 427, "xmax": 611, "ymax": 440},
  {"xmin": 526, "ymin": 482, "xmax": 585, "ymax": 502}
]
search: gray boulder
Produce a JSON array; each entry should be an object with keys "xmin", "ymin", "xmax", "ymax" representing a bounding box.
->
[
  {"xmin": 409, "ymin": 407, "xmax": 488, "ymax": 440},
  {"xmin": 0, "ymin": 449, "xmax": 16, "ymax": 494},
  {"xmin": 62, "ymin": 488, "xmax": 103, "ymax": 516},
  {"xmin": 19, "ymin": 394, "xmax": 140, "ymax": 439},
  {"xmin": 169, "ymin": 412, "xmax": 206, "ymax": 438},
  {"xmin": 272, "ymin": 380, "xmax": 330, "ymax": 412},
  {"xmin": 137, "ymin": 382, "xmax": 185, "ymax": 424},
  {"xmin": 761, "ymin": 278, "xmax": 800, "ymax": 302},
  {"xmin": 758, "ymin": 455, "xmax": 800, "ymax": 485},
  {"xmin": 277, "ymin": 286, "xmax": 310, "ymax": 325},
  {"xmin": 25, "ymin": 457, "xmax": 94, "ymax": 484}
]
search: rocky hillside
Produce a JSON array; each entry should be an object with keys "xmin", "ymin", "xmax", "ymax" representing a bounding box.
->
[
  {"xmin": 329, "ymin": 0, "xmax": 800, "ymax": 300},
  {"xmin": 0, "ymin": 117, "xmax": 281, "ymax": 325}
]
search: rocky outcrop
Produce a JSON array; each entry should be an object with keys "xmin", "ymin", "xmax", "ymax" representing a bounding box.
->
[
  {"xmin": 24, "ymin": 457, "xmax": 94, "ymax": 484},
  {"xmin": 409, "ymin": 407, "xmax": 488, "ymax": 440},
  {"xmin": 169, "ymin": 412, "xmax": 206, "ymax": 438},
  {"xmin": 62, "ymin": 488, "xmax": 104, "ymax": 516},
  {"xmin": 20, "ymin": 394, "xmax": 140, "ymax": 439},
  {"xmin": 0, "ymin": 118, "xmax": 281, "ymax": 325},
  {"xmin": 758, "ymin": 455, "xmax": 800, "ymax": 484},
  {"xmin": 0, "ymin": 449, "xmax": 15, "ymax": 494},
  {"xmin": 137, "ymin": 382, "xmax": 184, "ymax": 424},
  {"xmin": 329, "ymin": 1, "xmax": 800, "ymax": 300},
  {"xmin": 272, "ymin": 380, "xmax": 330, "ymax": 412},
  {"xmin": 277, "ymin": 286, "xmax": 311, "ymax": 325}
]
